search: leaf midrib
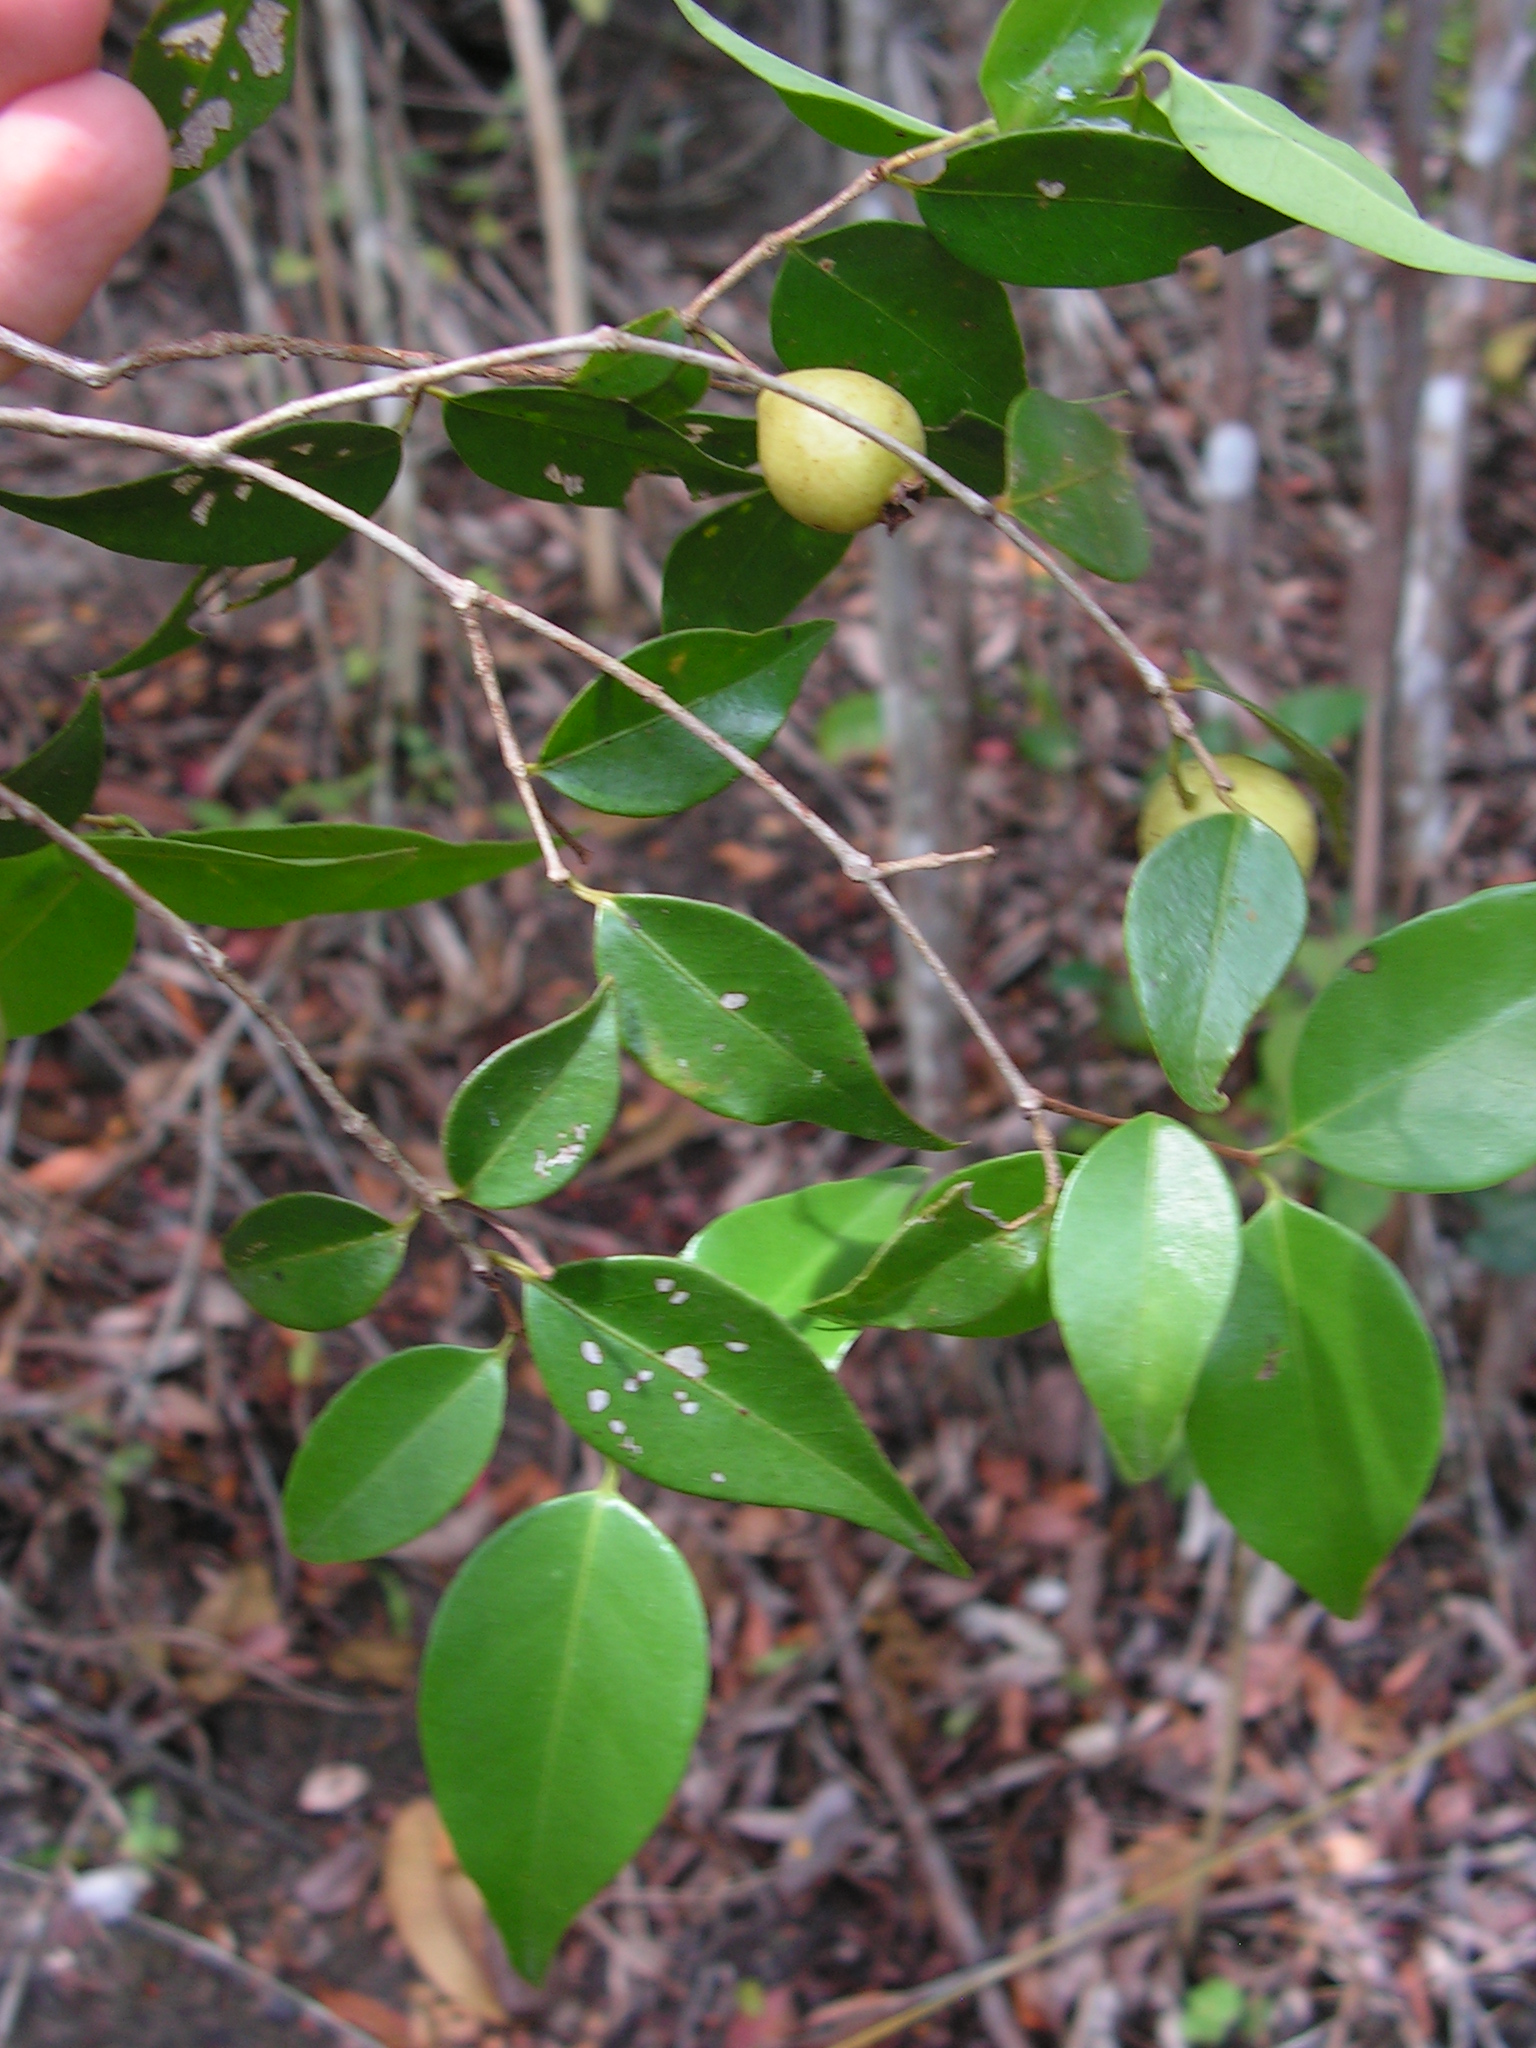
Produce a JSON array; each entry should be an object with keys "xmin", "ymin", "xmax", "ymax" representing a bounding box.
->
[
  {"xmin": 302, "ymin": 1361, "xmax": 496, "ymax": 1550},
  {"xmin": 524, "ymin": 1497, "xmax": 605, "ymax": 1926}
]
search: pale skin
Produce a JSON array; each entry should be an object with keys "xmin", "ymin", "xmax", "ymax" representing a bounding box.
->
[{"xmin": 0, "ymin": 0, "xmax": 170, "ymax": 382}]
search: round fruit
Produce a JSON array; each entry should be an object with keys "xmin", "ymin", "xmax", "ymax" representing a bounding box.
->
[
  {"xmin": 1138, "ymin": 753, "xmax": 1319, "ymax": 876},
  {"xmin": 756, "ymin": 368, "xmax": 925, "ymax": 534}
]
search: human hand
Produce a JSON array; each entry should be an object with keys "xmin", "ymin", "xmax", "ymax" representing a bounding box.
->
[{"xmin": 0, "ymin": 0, "xmax": 170, "ymax": 378}]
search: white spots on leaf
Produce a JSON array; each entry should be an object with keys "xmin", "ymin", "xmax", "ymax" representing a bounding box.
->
[
  {"xmin": 669, "ymin": 1290, "xmax": 690, "ymax": 1306},
  {"xmin": 675, "ymin": 1056, "xmax": 689, "ymax": 1069},
  {"xmin": 711, "ymin": 1472, "xmax": 726, "ymax": 1485},
  {"xmin": 636, "ymin": 1369, "xmax": 654, "ymax": 1382},
  {"xmin": 725, "ymin": 1340, "xmax": 749, "ymax": 1354},
  {"xmin": 1054, "ymin": 84, "xmax": 1076, "ymax": 101},
  {"xmin": 291, "ymin": 442, "xmax": 314, "ymax": 456},
  {"xmin": 237, "ymin": 0, "xmax": 291, "ymax": 78},
  {"xmin": 543, "ymin": 462, "xmax": 585, "ymax": 497},
  {"xmin": 161, "ymin": 12, "xmax": 227, "ymax": 63},
  {"xmin": 580, "ymin": 1340, "xmax": 604, "ymax": 1366},
  {"xmin": 623, "ymin": 1377, "xmax": 640, "ymax": 1393},
  {"xmin": 712, "ymin": 1043, "xmax": 725, "ymax": 1053},
  {"xmin": 234, "ymin": 480, "xmax": 254, "ymax": 502},
  {"xmin": 654, "ymin": 1275, "xmax": 675, "ymax": 1292},
  {"xmin": 586, "ymin": 1388, "xmax": 610, "ymax": 1413},
  {"xmin": 621, "ymin": 1436, "xmax": 642, "ymax": 1454},
  {"xmin": 608, "ymin": 1418, "xmax": 626, "ymax": 1435},
  {"xmin": 663, "ymin": 1345, "xmax": 707, "ymax": 1380},
  {"xmin": 679, "ymin": 1400, "xmax": 700, "ymax": 1416},
  {"xmin": 719, "ymin": 992, "xmax": 749, "ymax": 1011},
  {"xmin": 1036, "ymin": 178, "xmax": 1066, "ymax": 199},
  {"xmin": 181, "ymin": 84, "xmax": 198, "ymax": 108},
  {"xmin": 191, "ymin": 490, "xmax": 218, "ymax": 527},
  {"xmin": 173, "ymin": 473, "xmax": 203, "ymax": 496},
  {"xmin": 171, "ymin": 98, "xmax": 235, "ymax": 170},
  {"xmin": 533, "ymin": 1122, "xmax": 589, "ymax": 1179}
]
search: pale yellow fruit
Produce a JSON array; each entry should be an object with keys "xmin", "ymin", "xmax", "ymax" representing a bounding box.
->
[
  {"xmin": 1138, "ymin": 753, "xmax": 1319, "ymax": 877},
  {"xmin": 756, "ymin": 368, "xmax": 925, "ymax": 534}
]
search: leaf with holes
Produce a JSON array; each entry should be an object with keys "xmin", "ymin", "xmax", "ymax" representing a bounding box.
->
[
  {"xmin": 1005, "ymin": 389, "xmax": 1148, "ymax": 581},
  {"xmin": 572, "ymin": 309, "xmax": 708, "ymax": 416},
  {"xmin": 523, "ymin": 1258, "xmax": 964, "ymax": 1569},
  {"xmin": 222, "ymin": 1194, "xmax": 413, "ymax": 1330},
  {"xmin": 539, "ymin": 623, "xmax": 831, "ymax": 816},
  {"xmin": 682, "ymin": 1168, "xmax": 927, "ymax": 1366},
  {"xmin": 0, "ymin": 849, "xmax": 135, "ymax": 1043},
  {"xmin": 980, "ymin": 0, "xmax": 1161, "ymax": 132},
  {"xmin": 1126, "ymin": 813, "xmax": 1307, "ymax": 1113},
  {"xmin": 443, "ymin": 986, "xmax": 619, "ymax": 1208},
  {"xmin": 661, "ymin": 494, "xmax": 850, "ymax": 634},
  {"xmin": 421, "ymin": 1492, "xmax": 708, "ymax": 1983},
  {"xmin": 1290, "ymin": 885, "xmax": 1536, "ymax": 1191},
  {"xmin": 444, "ymin": 390, "xmax": 754, "ymax": 508},
  {"xmin": 283, "ymin": 1346, "xmax": 508, "ymax": 1563},
  {"xmin": 1187, "ymin": 1200, "xmax": 1442, "ymax": 1615},
  {"xmin": 0, "ymin": 690, "xmax": 104, "ymax": 860},
  {"xmin": 132, "ymin": 0, "xmax": 298, "ymax": 190},
  {"xmin": 593, "ymin": 894, "xmax": 949, "ymax": 1148},
  {"xmin": 1049, "ymin": 1115, "xmax": 1240, "ymax": 1480},
  {"xmin": 814, "ymin": 1152, "xmax": 1075, "ymax": 1338}
]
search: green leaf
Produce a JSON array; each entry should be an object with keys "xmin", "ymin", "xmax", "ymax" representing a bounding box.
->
[
  {"xmin": 671, "ymin": 0, "xmax": 946, "ymax": 155},
  {"xmin": 443, "ymin": 390, "xmax": 754, "ymax": 508},
  {"xmin": 523, "ymin": 1258, "xmax": 965, "ymax": 1569},
  {"xmin": 420, "ymin": 1492, "xmax": 708, "ymax": 1983},
  {"xmin": 282, "ymin": 1345, "xmax": 507, "ymax": 1563},
  {"xmin": 1464, "ymin": 1189, "xmax": 1536, "ymax": 1274},
  {"xmin": 1049, "ymin": 1113, "xmax": 1240, "ymax": 1480},
  {"xmin": 90, "ymin": 822, "xmax": 538, "ymax": 926},
  {"xmin": 771, "ymin": 223, "xmax": 1025, "ymax": 430},
  {"xmin": 539, "ymin": 623, "xmax": 830, "ymax": 817},
  {"xmin": 917, "ymin": 126, "xmax": 1290, "ymax": 288},
  {"xmin": 221, "ymin": 1193, "xmax": 412, "ymax": 1330},
  {"xmin": 1185, "ymin": 652, "xmax": 1351, "ymax": 858},
  {"xmin": 1186, "ymin": 1199, "xmax": 1443, "ymax": 1616},
  {"xmin": 817, "ymin": 691, "xmax": 885, "ymax": 765},
  {"xmin": 132, "ymin": 0, "xmax": 298, "ymax": 191},
  {"xmin": 443, "ymin": 986, "xmax": 619, "ymax": 1208},
  {"xmin": 675, "ymin": 411, "xmax": 760, "ymax": 471},
  {"xmin": 0, "ymin": 424, "xmax": 400, "ymax": 569},
  {"xmin": 926, "ymin": 413, "xmax": 1009, "ymax": 497},
  {"xmin": 572, "ymin": 309, "xmax": 708, "ymax": 415},
  {"xmin": 1126, "ymin": 813, "xmax": 1308, "ymax": 1113},
  {"xmin": 93, "ymin": 570, "xmax": 215, "ymax": 680},
  {"xmin": 0, "ymin": 690, "xmax": 104, "ymax": 860},
  {"xmin": 1290, "ymin": 886, "xmax": 1536, "ymax": 1191},
  {"xmin": 980, "ymin": 0, "xmax": 1161, "ymax": 133},
  {"xmin": 594, "ymin": 894, "xmax": 950, "ymax": 1148},
  {"xmin": 1154, "ymin": 59, "xmax": 1536, "ymax": 282},
  {"xmin": 681, "ymin": 1168, "xmax": 927, "ymax": 1367},
  {"xmin": 0, "ymin": 849, "xmax": 135, "ymax": 1040},
  {"xmin": 1005, "ymin": 389, "xmax": 1148, "ymax": 580},
  {"xmin": 814, "ymin": 1152, "xmax": 1073, "ymax": 1338},
  {"xmin": 1253, "ymin": 685, "xmax": 1366, "ymax": 761},
  {"xmin": 661, "ymin": 494, "xmax": 850, "ymax": 634}
]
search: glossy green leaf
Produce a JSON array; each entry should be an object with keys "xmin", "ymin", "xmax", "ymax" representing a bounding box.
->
[
  {"xmin": 0, "ymin": 849, "xmax": 135, "ymax": 1040},
  {"xmin": 1005, "ymin": 389, "xmax": 1148, "ymax": 581},
  {"xmin": 420, "ymin": 1492, "xmax": 708, "ymax": 1983},
  {"xmin": 443, "ymin": 390, "xmax": 754, "ymax": 508},
  {"xmin": 771, "ymin": 223, "xmax": 1025, "ymax": 429},
  {"xmin": 594, "ymin": 894, "xmax": 949, "ymax": 1148},
  {"xmin": 672, "ymin": 0, "xmax": 945, "ymax": 155},
  {"xmin": 539, "ymin": 623, "xmax": 830, "ymax": 817},
  {"xmin": 90, "ymin": 823, "xmax": 538, "ymax": 926},
  {"xmin": 0, "ymin": 424, "xmax": 400, "ymax": 569},
  {"xmin": 523, "ymin": 1258, "xmax": 964, "ymax": 1569},
  {"xmin": 815, "ymin": 1152, "xmax": 1074, "ymax": 1338},
  {"xmin": 927, "ymin": 413, "xmax": 1009, "ymax": 497},
  {"xmin": 661, "ymin": 494, "xmax": 850, "ymax": 634},
  {"xmin": 572, "ymin": 309, "xmax": 708, "ymax": 415},
  {"xmin": 917, "ymin": 127, "xmax": 1289, "ymax": 288},
  {"xmin": 0, "ymin": 690, "xmax": 104, "ymax": 860},
  {"xmin": 980, "ymin": 0, "xmax": 1161, "ymax": 133},
  {"xmin": 94, "ymin": 570, "xmax": 214, "ymax": 680},
  {"xmin": 1049, "ymin": 1113, "xmax": 1240, "ymax": 1480},
  {"xmin": 132, "ymin": 0, "xmax": 297, "ymax": 191},
  {"xmin": 1126, "ymin": 814, "xmax": 1308, "ymax": 1113},
  {"xmin": 1290, "ymin": 886, "xmax": 1536, "ymax": 1191},
  {"xmin": 443, "ymin": 986, "xmax": 619, "ymax": 1208},
  {"xmin": 221, "ymin": 1193, "xmax": 411, "ymax": 1330},
  {"xmin": 1186, "ymin": 1200, "xmax": 1442, "ymax": 1616},
  {"xmin": 682, "ymin": 1168, "xmax": 927, "ymax": 1366},
  {"xmin": 283, "ymin": 1346, "xmax": 507, "ymax": 1563},
  {"xmin": 1154, "ymin": 59, "xmax": 1536, "ymax": 281},
  {"xmin": 1186, "ymin": 652, "xmax": 1351, "ymax": 858}
]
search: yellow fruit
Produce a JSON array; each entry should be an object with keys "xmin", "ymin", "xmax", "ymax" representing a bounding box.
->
[
  {"xmin": 1137, "ymin": 753, "xmax": 1318, "ymax": 877},
  {"xmin": 756, "ymin": 368, "xmax": 925, "ymax": 534}
]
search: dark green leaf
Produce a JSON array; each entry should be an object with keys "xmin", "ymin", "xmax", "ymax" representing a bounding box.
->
[
  {"xmin": 1005, "ymin": 389, "xmax": 1148, "ymax": 580},
  {"xmin": 672, "ymin": 0, "xmax": 946, "ymax": 155},
  {"xmin": 980, "ymin": 0, "xmax": 1161, "ymax": 133},
  {"xmin": 93, "ymin": 571, "xmax": 215, "ymax": 680},
  {"xmin": 815, "ymin": 1152, "xmax": 1073, "ymax": 1338},
  {"xmin": 0, "ymin": 849, "xmax": 135, "ymax": 1040},
  {"xmin": 539, "ymin": 623, "xmax": 831, "ymax": 816},
  {"xmin": 524, "ymin": 1258, "xmax": 965, "ymax": 1569},
  {"xmin": 221, "ymin": 1193, "xmax": 411, "ymax": 1330},
  {"xmin": 443, "ymin": 986, "xmax": 619, "ymax": 1208},
  {"xmin": 1126, "ymin": 813, "xmax": 1308, "ymax": 1112},
  {"xmin": 594, "ymin": 894, "xmax": 950, "ymax": 1148},
  {"xmin": 421, "ymin": 1492, "xmax": 708, "ymax": 1983},
  {"xmin": 572, "ymin": 309, "xmax": 708, "ymax": 415},
  {"xmin": 443, "ymin": 390, "xmax": 754, "ymax": 508},
  {"xmin": 0, "ymin": 690, "xmax": 104, "ymax": 859},
  {"xmin": 917, "ymin": 127, "xmax": 1290, "ymax": 287},
  {"xmin": 675, "ymin": 411, "xmax": 760, "ymax": 471},
  {"xmin": 661, "ymin": 494, "xmax": 849, "ymax": 634},
  {"xmin": 132, "ymin": 0, "xmax": 297, "ymax": 191},
  {"xmin": 283, "ymin": 1345, "xmax": 507, "ymax": 1563},
  {"xmin": 1187, "ymin": 1199, "xmax": 1442, "ymax": 1616},
  {"xmin": 1049, "ymin": 1113, "xmax": 1240, "ymax": 1480},
  {"xmin": 1290, "ymin": 886, "xmax": 1536, "ymax": 1191},
  {"xmin": 771, "ymin": 223, "xmax": 1025, "ymax": 429},
  {"xmin": 1186, "ymin": 651, "xmax": 1351, "ymax": 857},
  {"xmin": 926, "ymin": 413, "xmax": 1008, "ymax": 497},
  {"xmin": 682, "ymin": 1168, "xmax": 927, "ymax": 1366},
  {"xmin": 1253, "ymin": 685, "xmax": 1366, "ymax": 761}
]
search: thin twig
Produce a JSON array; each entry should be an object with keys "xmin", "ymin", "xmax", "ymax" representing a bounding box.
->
[
  {"xmin": 1177, "ymin": 1541, "xmax": 1251, "ymax": 1950},
  {"xmin": 873, "ymin": 845, "xmax": 996, "ymax": 877}
]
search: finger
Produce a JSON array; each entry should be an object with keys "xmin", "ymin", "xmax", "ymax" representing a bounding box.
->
[
  {"xmin": 0, "ymin": 74, "xmax": 170, "ymax": 367},
  {"xmin": 0, "ymin": 0, "xmax": 112, "ymax": 109}
]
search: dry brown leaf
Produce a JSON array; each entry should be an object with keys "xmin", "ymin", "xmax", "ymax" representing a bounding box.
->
[
  {"xmin": 180, "ymin": 1562, "xmax": 282, "ymax": 1705},
  {"xmin": 313, "ymin": 1986, "xmax": 413, "ymax": 2048},
  {"xmin": 585, "ymin": 1098, "xmax": 719, "ymax": 1183},
  {"xmin": 295, "ymin": 1835, "xmax": 378, "ymax": 1915},
  {"xmin": 383, "ymin": 1799, "xmax": 507, "ymax": 2024},
  {"xmin": 329, "ymin": 1636, "xmax": 417, "ymax": 1688},
  {"xmin": 710, "ymin": 840, "xmax": 783, "ymax": 884},
  {"xmin": 23, "ymin": 1144, "xmax": 125, "ymax": 1195}
]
